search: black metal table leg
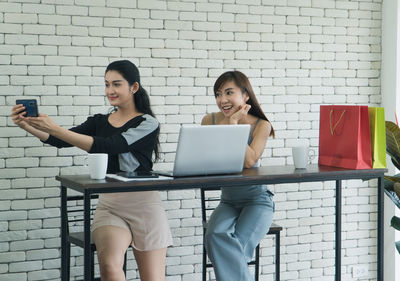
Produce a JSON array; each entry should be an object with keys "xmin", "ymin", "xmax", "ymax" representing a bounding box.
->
[
  {"xmin": 275, "ymin": 232, "xmax": 280, "ymax": 281},
  {"xmin": 61, "ymin": 185, "xmax": 68, "ymax": 281},
  {"xmin": 335, "ymin": 180, "xmax": 342, "ymax": 281},
  {"xmin": 84, "ymin": 190, "xmax": 92, "ymax": 281},
  {"xmin": 377, "ymin": 176, "xmax": 384, "ymax": 281}
]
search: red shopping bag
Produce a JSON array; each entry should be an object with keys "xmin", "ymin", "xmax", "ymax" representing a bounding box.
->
[{"xmin": 318, "ymin": 105, "xmax": 372, "ymax": 169}]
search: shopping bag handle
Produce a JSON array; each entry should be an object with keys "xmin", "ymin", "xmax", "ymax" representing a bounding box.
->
[{"xmin": 329, "ymin": 109, "xmax": 346, "ymax": 135}]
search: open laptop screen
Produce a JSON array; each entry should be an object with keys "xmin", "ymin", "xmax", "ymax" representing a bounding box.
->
[{"xmin": 158, "ymin": 124, "xmax": 250, "ymax": 177}]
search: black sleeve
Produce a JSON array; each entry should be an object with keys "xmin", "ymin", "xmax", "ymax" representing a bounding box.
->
[{"xmin": 43, "ymin": 115, "xmax": 97, "ymax": 148}]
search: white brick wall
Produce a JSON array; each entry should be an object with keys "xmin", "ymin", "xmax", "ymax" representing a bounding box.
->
[{"xmin": 1, "ymin": 0, "xmax": 382, "ymax": 280}]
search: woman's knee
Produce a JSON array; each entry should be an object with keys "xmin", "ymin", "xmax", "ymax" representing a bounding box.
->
[
  {"xmin": 205, "ymin": 227, "xmax": 232, "ymax": 248},
  {"xmin": 98, "ymin": 255, "xmax": 125, "ymax": 281}
]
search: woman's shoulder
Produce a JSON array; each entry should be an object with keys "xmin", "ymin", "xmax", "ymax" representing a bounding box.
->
[
  {"xmin": 141, "ymin": 114, "xmax": 159, "ymax": 126},
  {"xmin": 86, "ymin": 113, "xmax": 108, "ymax": 123},
  {"xmin": 122, "ymin": 114, "xmax": 159, "ymax": 139},
  {"xmin": 130, "ymin": 114, "xmax": 159, "ymax": 132},
  {"xmin": 201, "ymin": 113, "xmax": 213, "ymax": 125},
  {"xmin": 252, "ymin": 118, "xmax": 271, "ymax": 135},
  {"xmin": 201, "ymin": 112, "xmax": 222, "ymax": 125}
]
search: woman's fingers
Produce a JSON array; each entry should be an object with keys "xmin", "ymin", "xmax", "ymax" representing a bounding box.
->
[
  {"xmin": 11, "ymin": 105, "xmax": 28, "ymax": 126},
  {"xmin": 243, "ymin": 104, "xmax": 251, "ymax": 113},
  {"xmin": 12, "ymin": 104, "xmax": 25, "ymax": 115},
  {"xmin": 238, "ymin": 104, "xmax": 251, "ymax": 116}
]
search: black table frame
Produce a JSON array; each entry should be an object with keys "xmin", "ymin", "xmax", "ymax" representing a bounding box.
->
[{"xmin": 57, "ymin": 164, "xmax": 386, "ymax": 281}]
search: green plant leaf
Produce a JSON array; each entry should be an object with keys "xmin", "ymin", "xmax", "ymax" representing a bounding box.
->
[
  {"xmin": 385, "ymin": 177, "xmax": 400, "ymax": 198},
  {"xmin": 384, "ymin": 178, "xmax": 400, "ymax": 209},
  {"xmin": 384, "ymin": 176, "xmax": 400, "ymax": 184},
  {"xmin": 384, "ymin": 177, "xmax": 395, "ymax": 192},
  {"xmin": 396, "ymin": 241, "xmax": 400, "ymax": 255},
  {"xmin": 391, "ymin": 216, "xmax": 400, "ymax": 231},
  {"xmin": 392, "ymin": 157, "xmax": 400, "ymax": 171},
  {"xmin": 385, "ymin": 189, "xmax": 400, "ymax": 209},
  {"xmin": 386, "ymin": 121, "xmax": 400, "ymax": 169},
  {"xmin": 395, "ymin": 182, "xmax": 400, "ymax": 198}
]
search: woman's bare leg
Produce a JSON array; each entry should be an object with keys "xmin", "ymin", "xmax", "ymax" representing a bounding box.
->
[
  {"xmin": 133, "ymin": 248, "xmax": 167, "ymax": 281},
  {"xmin": 92, "ymin": 226, "xmax": 132, "ymax": 281}
]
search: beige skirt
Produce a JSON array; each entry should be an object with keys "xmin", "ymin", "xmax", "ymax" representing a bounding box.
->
[{"xmin": 91, "ymin": 191, "xmax": 173, "ymax": 251}]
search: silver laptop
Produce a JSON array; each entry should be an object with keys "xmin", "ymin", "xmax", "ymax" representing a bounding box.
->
[{"xmin": 156, "ymin": 124, "xmax": 250, "ymax": 177}]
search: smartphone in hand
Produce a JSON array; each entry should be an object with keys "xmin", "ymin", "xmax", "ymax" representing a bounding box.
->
[
  {"xmin": 117, "ymin": 171, "xmax": 159, "ymax": 178},
  {"xmin": 16, "ymin": 99, "xmax": 39, "ymax": 117}
]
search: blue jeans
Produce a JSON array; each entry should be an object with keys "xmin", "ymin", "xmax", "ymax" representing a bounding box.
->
[{"xmin": 205, "ymin": 185, "xmax": 274, "ymax": 281}]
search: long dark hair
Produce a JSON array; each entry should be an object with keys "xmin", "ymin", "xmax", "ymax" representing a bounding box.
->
[
  {"xmin": 105, "ymin": 60, "xmax": 160, "ymax": 159},
  {"xmin": 213, "ymin": 71, "xmax": 275, "ymax": 137}
]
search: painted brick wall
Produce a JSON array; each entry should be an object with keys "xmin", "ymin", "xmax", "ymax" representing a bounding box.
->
[{"xmin": 0, "ymin": 0, "xmax": 382, "ymax": 280}]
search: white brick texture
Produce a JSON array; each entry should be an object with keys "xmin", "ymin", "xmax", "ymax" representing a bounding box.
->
[{"xmin": 1, "ymin": 0, "xmax": 382, "ymax": 280}]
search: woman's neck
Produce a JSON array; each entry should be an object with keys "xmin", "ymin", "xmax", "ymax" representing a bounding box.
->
[
  {"xmin": 116, "ymin": 102, "xmax": 140, "ymax": 116},
  {"xmin": 110, "ymin": 105, "xmax": 143, "ymax": 125}
]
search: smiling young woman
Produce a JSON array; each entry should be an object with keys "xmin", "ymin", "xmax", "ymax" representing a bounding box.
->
[
  {"xmin": 11, "ymin": 60, "xmax": 172, "ymax": 281},
  {"xmin": 201, "ymin": 71, "xmax": 275, "ymax": 281}
]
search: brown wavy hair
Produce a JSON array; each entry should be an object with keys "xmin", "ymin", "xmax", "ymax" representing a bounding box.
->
[{"xmin": 213, "ymin": 71, "xmax": 275, "ymax": 137}]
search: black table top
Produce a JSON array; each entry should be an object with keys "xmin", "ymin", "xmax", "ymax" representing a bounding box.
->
[{"xmin": 56, "ymin": 164, "xmax": 387, "ymax": 194}]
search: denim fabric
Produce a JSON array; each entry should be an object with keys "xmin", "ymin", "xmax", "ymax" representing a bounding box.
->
[{"xmin": 205, "ymin": 185, "xmax": 274, "ymax": 281}]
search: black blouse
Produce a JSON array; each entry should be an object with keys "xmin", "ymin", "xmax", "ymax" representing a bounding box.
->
[{"xmin": 44, "ymin": 114, "xmax": 159, "ymax": 173}]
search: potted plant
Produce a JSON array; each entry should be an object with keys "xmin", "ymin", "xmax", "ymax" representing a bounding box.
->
[{"xmin": 384, "ymin": 121, "xmax": 400, "ymax": 253}]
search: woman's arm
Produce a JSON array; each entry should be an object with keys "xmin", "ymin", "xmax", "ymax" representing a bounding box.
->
[
  {"xmin": 244, "ymin": 120, "xmax": 271, "ymax": 168},
  {"xmin": 12, "ymin": 104, "xmax": 95, "ymax": 151},
  {"xmin": 227, "ymin": 105, "xmax": 270, "ymax": 167},
  {"xmin": 47, "ymin": 126, "xmax": 94, "ymax": 152},
  {"xmin": 25, "ymin": 114, "xmax": 94, "ymax": 152},
  {"xmin": 20, "ymin": 123, "xmax": 50, "ymax": 142}
]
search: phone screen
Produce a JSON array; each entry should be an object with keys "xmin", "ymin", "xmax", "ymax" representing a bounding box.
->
[
  {"xmin": 16, "ymin": 99, "xmax": 38, "ymax": 117},
  {"xmin": 117, "ymin": 171, "xmax": 159, "ymax": 178}
]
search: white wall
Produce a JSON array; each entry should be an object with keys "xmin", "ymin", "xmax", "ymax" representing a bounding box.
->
[{"xmin": 0, "ymin": 0, "xmax": 383, "ymax": 280}]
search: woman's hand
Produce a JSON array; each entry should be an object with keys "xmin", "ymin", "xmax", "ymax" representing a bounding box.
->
[
  {"xmin": 11, "ymin": 104, "xmax": 29, "ymax": 128},
  {"xmin": 11, "ymin": 105, "xmax": 51, "ymax": 141},
  {"xmin": 24, "ymin": 114, "xmax": 58, "ymax": 134},
  {"xmin": 229, "ymin": 104, "xmax": 251, "ymax": 124}
]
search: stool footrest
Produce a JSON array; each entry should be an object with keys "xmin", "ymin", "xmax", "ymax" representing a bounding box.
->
[
  {"xmin": 268, "ymin": 223, "xmax": 283, "ymax": 234},
  {"xmin": 69, "ymin": 232, "xmax": 96, "ymax": 251}
]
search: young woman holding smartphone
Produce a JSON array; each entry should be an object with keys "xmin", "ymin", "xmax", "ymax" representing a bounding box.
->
[{"xmin": 11, "ymin": 60, "xmax": 172, "ymax": 281}]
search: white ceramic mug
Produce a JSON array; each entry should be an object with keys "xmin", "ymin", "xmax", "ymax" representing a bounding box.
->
[
  {"xmin": 85, "ymin": 153, "xmax": 108, "ymax": 179},
  {"xmin": 292, "ymin": 146, "xmax": 315, "ymax": 169}
]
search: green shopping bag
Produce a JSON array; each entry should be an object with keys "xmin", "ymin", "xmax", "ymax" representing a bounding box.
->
[{"xmin": 368, "ymin": 107, "xmax": 387, "ymax": 168}]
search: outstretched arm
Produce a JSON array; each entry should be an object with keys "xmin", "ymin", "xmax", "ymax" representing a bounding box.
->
[
  {"xmin": 25, "ymin": 114, "xmax": 94, "ymax": 152},
  {"xmin": 12, "ymin": 104, "xmax": 94, "ymax": 152}
]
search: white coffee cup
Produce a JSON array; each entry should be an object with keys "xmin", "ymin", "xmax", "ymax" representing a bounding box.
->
[
  {"xmin": 292, "ymin": 146, "xmax": 315, "ymax": 169},
  {"xmin": 85, "ymin": 153, "xmax": 108, "ymax": 179}
]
